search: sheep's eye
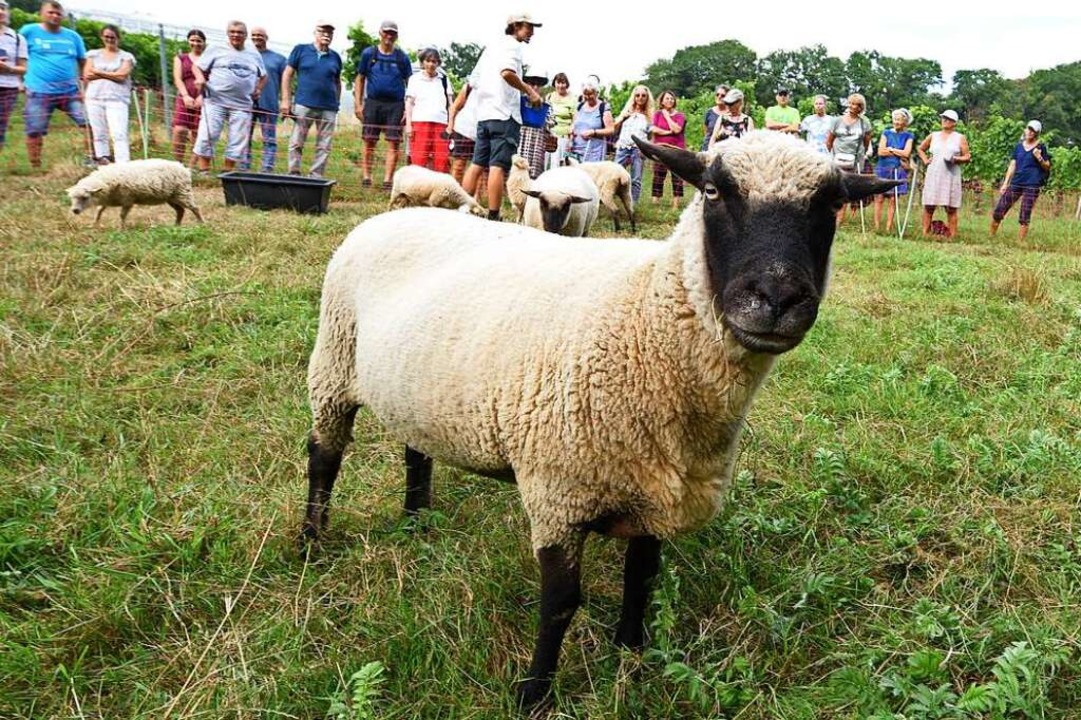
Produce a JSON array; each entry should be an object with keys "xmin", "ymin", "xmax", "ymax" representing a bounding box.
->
[{"xmin": 703, "ymin": 182, "xmax": 720, "ymax": 200}]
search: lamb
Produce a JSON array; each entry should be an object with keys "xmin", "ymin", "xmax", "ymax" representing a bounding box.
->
[
  {"xmin": 301, "ymin": 131, "xmax": 898, "ymax": 707},
  {"xmin": 505, "ymin": 154, "xmax": 531, "ymax": 222},
  {"xmin": 388, "ymin": 165, "xmax": 486, "ymax": 217},
  {"xmin": 564, "ymin": 157, "xmax": 636, "ymax": 232},
  {"xmin": 66, "ymin": 159, "xmax": 204, "ymax": 229},
  {"xmin": 521, "ymin": 164, "xmax": 600, "ymax": 236}
]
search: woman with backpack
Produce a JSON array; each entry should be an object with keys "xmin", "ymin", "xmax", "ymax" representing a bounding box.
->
[
  {"xmin": 990, "ymin": 120, "xmax": 1051, "ymax": 241},
  {"xmin": 404, "ymin": 47, "xmax": 453, "ymax": 173},
  {"xmin": 568, "ymin": 77, "xmax": 613, "ymax": 162}
]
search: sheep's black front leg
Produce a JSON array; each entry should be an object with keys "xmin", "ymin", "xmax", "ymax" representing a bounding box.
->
[
  {"xmin": 403, "ymin": 445, "xmax": 432, "ymax": 515},
  {"xmin": 300, "ymin": 405, "xmax": 358, "ymax": 553},
  {"xmin": 614, "ymin": 535, "xmax": 661, "ymax": 649},
  {"xmin": 517, "ymin": 541, "xmax": 583, "ymax": 709}
]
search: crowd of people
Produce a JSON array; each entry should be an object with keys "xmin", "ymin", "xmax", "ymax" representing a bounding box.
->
[{"xmin": 0, "ymin": 2, "xmax": 1056, "ymax": 237}]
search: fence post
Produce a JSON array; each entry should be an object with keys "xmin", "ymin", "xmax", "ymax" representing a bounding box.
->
[{"xmin": 159, "ymin": 24, "xmax": 172, "ymax": 130}]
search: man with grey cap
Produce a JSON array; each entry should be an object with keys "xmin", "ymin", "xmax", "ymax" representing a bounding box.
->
[
  {"xmin": 991, "ymin": 119, "xmax": 1052, "ymax": 241},
  {"xmin": 353, "ymin": 19, "xmax": 411, "ymax": 189},
  {"xmin": 281, "ymin": 20, "xmax": 342, "ymax": 177},
  {"xmin": 461, "ymin": 12, "xmax": 543, "ymax": 221}
]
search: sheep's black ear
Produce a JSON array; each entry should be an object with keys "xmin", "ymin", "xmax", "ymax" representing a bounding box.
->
[
  {"xmin": 523, "ymin": 189, "xmax": 542, "ymax": 199},
  {"xmin": 569, "ymin": 195, "xmax": 592, "ymax": 204},
  {"xmin": 633, "ymin": 137, "xmax": 706, "ymax": 190},
  {"xmin": 842, "ymin": 174, "xmax": 902, "ymax": 203}
]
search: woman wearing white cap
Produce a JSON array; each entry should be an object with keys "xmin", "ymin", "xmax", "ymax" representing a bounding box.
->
[
  {"xmin": 917, "ymin": 109, "xmax": 970, "ymax": 239},
  {"xmin": 990, "ymin": 120, "xmax": 1052, "ymax": 241}
]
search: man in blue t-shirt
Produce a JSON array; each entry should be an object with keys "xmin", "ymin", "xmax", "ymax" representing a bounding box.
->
[
  {"xmin": 240, "ymin": 26, "xmax": 286, "ymax": 172},
  {"xmin": 352, "ymin": 19, "xmax": 411, "ymax": 188},
  {"xmin": 281, "ymin": 21, "xmax": 342, "ymax": 178},
  {"xmin": 19, "ymin": 0, "xmax": 89, "ymax": 169}
]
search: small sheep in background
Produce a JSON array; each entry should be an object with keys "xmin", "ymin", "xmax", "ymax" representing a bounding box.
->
[
  {"xmin": 66, "ymin": 159, "xmax": 204, "ymax": 229},
  {"xmin": 564, "ymin": 157, "xmax": 636, "ymax": 232},
  {"xmin": 521, "ymin": 165, "xmax": 599, "ymax": 237},
  {"xmin": 505, "ymin": 155, "xmax": 531, "ymax": 222},
  {"xmin": 388, "ymin": 165, "xmax": 487, "ymax": 217}
]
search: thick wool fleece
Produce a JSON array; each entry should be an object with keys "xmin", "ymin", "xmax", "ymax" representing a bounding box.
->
[
  {"xmin": 65, "ymin": 159, "xmax": 199, "ymax": 211},
  {"xmin": 389, "ymin": 165, "xmax": 485, "ymax": 215},
  {"xmin": 309, "ymin": 204, "xmax": 775, "ymax": 550},
  {"xmin": 572, "ymin": 159, "xmax": 635, "ymax": 216}
]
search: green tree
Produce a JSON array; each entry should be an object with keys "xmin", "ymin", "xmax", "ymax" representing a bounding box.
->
[
  {"xmin": 950, "ymin": 68, "xmax": 1013, "ymax": 124},
  {"xmin": 644, "ymin": 39, "xmax": 757, "ymax": 98},
  {"xmin": 439, "ymin": 41, "xmax": 483, "ymax": 85},
  {"xmin": 342, "ymin": 20, "xmax": 378, "ymax": 86},
  {"xmin": 845, "ymin": 51, "xmax": 942, "ymax": 113},
  {"xmin": 755, "ymin": 45, "xmax": 847, "ymax": 107},
  {"xmin": 1021, "ymin": 61, "xmax": 1081, "ymax": 145}
]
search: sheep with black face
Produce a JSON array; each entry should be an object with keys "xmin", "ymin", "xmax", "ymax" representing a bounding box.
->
[
  {"xmin": 302, "ymin": 131, "xmax": 898, "ymax": 708},
  {"xmin": 520, "ymin": 164, "xmax": 600, "ymax": 236}
]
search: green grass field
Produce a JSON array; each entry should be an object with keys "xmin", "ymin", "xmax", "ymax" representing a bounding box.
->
[{"xmin": 2, "ymin": 147, "xmax": 1080, "ymax": 718}]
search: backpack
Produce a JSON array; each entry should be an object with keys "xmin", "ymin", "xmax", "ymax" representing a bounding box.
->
[
  {"xmin": 576, "ymin": 99, "xmax": 607, "ymax": 128},
  {"xmin": 361, "ymin": 46, "xmax": 410, "ymax": 101}
]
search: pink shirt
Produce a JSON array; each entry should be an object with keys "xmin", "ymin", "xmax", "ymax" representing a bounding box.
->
[{"xmin": 652, "ymin": 110, "xmax": 686, "ymax": 149}]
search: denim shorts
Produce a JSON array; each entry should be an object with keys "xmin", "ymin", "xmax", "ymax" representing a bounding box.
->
[
  {"xmin": 472, "ymin": 119, "xmax": 520, "ymax": 172},
  {"xmin": 23, "ymin": 91, "xmax": 87, "ymax": 137}
]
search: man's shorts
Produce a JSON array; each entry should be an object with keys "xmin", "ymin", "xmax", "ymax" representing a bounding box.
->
[
  {"xmin": 448, "ymin": 131, "xmax": 475, "ymax": 160},
  {"xmin": 362, "ymin": 98, "xmax": 404, "ymax": 143},
  {"xmin": 472, "ymin": 119, "xmax": 520, "ymax": 172},
  {"xmin": 23, "ymin": 91, "xmax": 88, "ymax": 137}
]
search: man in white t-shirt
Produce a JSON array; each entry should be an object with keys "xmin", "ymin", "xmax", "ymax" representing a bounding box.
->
[
  {"xmin": 461, "ymin": 13, "xmax": 542, "ymax": 221},
  {"xmin": 0, "ymin": 0, "xmax": 28, "ymax": 152},
  {"xmin": 799, "ymin": 94, "xmax": 833, "ymax": 156},
  {"xmin": 191, "ymin": 20, "xmax": 266, "ymax": 173}
]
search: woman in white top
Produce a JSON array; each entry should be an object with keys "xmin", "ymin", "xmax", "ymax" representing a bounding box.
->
[
  {"xmin": 612, "ymin": 84, "xmax": 653, "ymax": 203},
  {"xmin": 84, "ymin": 25, "xmax": 135, "ymax": 163},
  {"xmin": 404, "ymin": 48, "xmax": 454, "ymax": 173}
]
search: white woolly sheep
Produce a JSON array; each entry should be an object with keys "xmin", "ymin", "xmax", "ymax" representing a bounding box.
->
[
  {"xmin": 301, "ymin": 131, "xmax": 899, "ymax": 707},
  {"xmin": 564, "ymin": 157, "xmax": 636, "ymax": 232},
  {"xmin": 388, "ymin": 165, "xmax": 487, "ymax": 217},
  {"xmin": 521, "ymin": 165, "xmax": 600, "ymax": 237},
  {"xmin": 66, "ymin": 159, "xmax": 204, "ymax": 229},
  {"xmin": 505, "ymin": 154, "xmax": 531, "ymax": 222}
]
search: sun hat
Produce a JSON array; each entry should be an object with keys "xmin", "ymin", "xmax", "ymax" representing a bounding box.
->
[{"xmin": 940, "ymin": 109, "xmax": 959, "ymax": 122}]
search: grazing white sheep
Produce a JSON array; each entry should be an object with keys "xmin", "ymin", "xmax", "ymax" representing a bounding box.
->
[
  {"xmin": 66, "ymin": 159, "xmax": 204, "ymax": 229},
  {"xmin": 564, "ymin": 157, "xmax": 636, "ymax": 232},
  {"xmin": 301, "ymin": 131, "xmax": 899, "ymax": 707},
  {"xmin": 388, "ymin": 165, "xmax": 486, "ymax": 217},
  {"xmin": 505, "ymin": 154, "xmax": 531, "ymax": 223},
  {"xmin": 521, "ymin": 165, "xmax": 600, "ymax": 236}
]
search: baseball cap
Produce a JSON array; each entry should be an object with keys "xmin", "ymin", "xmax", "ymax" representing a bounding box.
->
[
  {"xmin": 380, "ymin": 20, "xmax": 398, "ymax": 33},
  {"xmin": 723, "ymin": 88, "xmax": 744, "ymax": 104},
  {"xmin": 1026, "ymin": 120, "xmax": 1042, "ymax": 133},
  {"xmin": 506, "ymin": 13, "xmax": 543, "ymax": 26},
  {"xmin": 940, "ymin": 109, "xmax": 959, "ymax": 122},
  {"xmin": 315, "ymin": 20, "xmax": 335, "ymax": 30}
]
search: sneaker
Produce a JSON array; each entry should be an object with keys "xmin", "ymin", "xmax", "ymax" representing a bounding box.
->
[
  {"xmin": 362, "ymin": 177, "xmax": 372, "ymax": 187},
  {"xmin": 381, "ymin": 179, "xmax": 392, "ymax": 191}
]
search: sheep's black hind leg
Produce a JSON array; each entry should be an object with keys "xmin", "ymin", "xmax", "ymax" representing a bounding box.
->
[
  {"xmin": 169, "ymin": 201, "xmax": 185, "ymax": 225},
  {"xmin": 403, "ymin": 445, "xmax": 432, "ymax": 515},
  {"xmin": 614, "ymin": 535, "xmax": 661, "ymax": 649},
  {"xmin": 517, "ymin": 537, "xmax": 584, "ymax": 709},
  {"xmin": 300, "ymin": 406, "xmax": 358, "ymax": 553}
]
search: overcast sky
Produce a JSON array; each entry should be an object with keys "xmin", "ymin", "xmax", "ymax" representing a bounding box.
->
[{"xmin": 70, "ymin": 2, "xmax": 1080, "ymax": 93}]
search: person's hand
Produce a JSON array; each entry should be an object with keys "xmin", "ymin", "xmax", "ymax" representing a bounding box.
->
[
  {"xmin": 354, "ymin": 101, "xmax": 364, "ymax": 122},
  {"xmin": 194, "ymin": 96, "xmax": 203, "ymax": 110},
  {"xmin": 526, "ymin": 87, "xmax": 542, "ymax": 107},
  {"xmin": 405, "ymin": 122, "xmax": 414, "ymax": 138},
  {"xmin": 279, "ymin": 101, "xmax": 291, "ymax": 118},
  {"xmin": 1033, "ymin": 147, "xmax": 1043, "ymax": 162},
  {"xmin": 1000, "ymin": 182, "xmax": 1008, "ymax": 193},
  {"xmin": 182, "ymin": 95, "xmax": 195, "ymax": 109}
]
